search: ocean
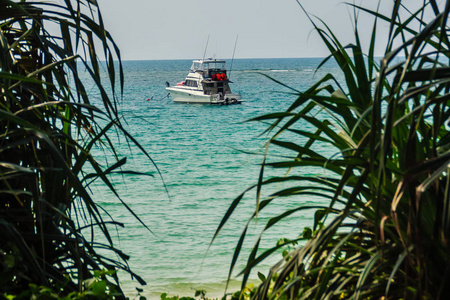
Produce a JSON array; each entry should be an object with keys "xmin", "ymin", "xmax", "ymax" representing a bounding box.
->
[{"xmin": 85, "ymin": 58, "xmax": 341, "ymax": 299}]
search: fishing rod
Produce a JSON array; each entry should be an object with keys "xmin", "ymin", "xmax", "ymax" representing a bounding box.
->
[
  {"xmin": 202, "ymin": 35, "xmax": 210, "ymax": 60},
  {"xmin": 228, "ymin": 35, "xmax": 239, "ymax": 79}
]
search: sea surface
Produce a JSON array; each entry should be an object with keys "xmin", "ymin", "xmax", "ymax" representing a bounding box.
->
[{"xmin": 83, "ymin": 58, "xmax": 341, "ymax": 299}]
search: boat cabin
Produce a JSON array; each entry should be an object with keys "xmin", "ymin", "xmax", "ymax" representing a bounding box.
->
[
  {"xmin": 190, "ymin": 59, "xmax": 228, "ymax": 80},
  {"xmin": 187, "ymin": 59, "xmax": 231, "ymax": 96}
]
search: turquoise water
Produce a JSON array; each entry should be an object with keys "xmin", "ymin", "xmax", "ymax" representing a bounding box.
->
[{"xmin": 86, "ymin": 58, "xmax": 339, "ymax": 299}]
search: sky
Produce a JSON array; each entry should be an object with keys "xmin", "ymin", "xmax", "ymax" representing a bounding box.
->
[{"xmin": 97, "ymin": 0, "xmax": 389, "ymax": 61}]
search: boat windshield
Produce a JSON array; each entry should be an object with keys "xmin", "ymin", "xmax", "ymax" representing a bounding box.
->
[
  {"xmin": 191, "ymin": 62, "xmax": 203, "ymax": 71},
  {"xmin": 191, "ymin": 60, "xmax": 226, "ymax": 72},
  {"xmin": 204, "ymin": 61, "xmax": 226, "ymax": 70}
]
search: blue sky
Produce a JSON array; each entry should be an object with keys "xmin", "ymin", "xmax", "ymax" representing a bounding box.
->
[{"xmin": 98, "ymin": 0, "xmax": 392, "ymax": 60}]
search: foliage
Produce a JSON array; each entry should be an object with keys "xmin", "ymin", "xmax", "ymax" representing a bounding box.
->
[
  {"xmin": 160, "ymin": 292, "xmax": 194, "ymax": 300},
  {"xmin": 2, "ymin": 270, "xmax": 124, "ymax": 299},
  {"xmin": 214, "ymin": 0, "xmax": 450, "ymax": 299},
  {"xmin": 0, "ymin": 0, "xmax": 152, "ymax": 297},
  {"xmin": 159, "ymin": 289, "xmax": 229, "ymax": 300}
]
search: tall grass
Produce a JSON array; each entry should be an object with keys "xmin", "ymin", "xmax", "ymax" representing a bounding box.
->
[
  {"xmin": 0, "ymin": 0, "xmax": 152, "ymax": 297},
  {"xmin": 215, "ymin": 0, "xmax": 450, "ymax": 298}
]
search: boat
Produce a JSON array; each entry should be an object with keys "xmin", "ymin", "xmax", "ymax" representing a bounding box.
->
[{"xmin": 166, "ymin": 58, "xmax": 242, "ymax": 105}]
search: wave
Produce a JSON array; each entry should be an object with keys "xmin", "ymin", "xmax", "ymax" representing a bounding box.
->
[{"xmin": 237, "ymin": 68, "xmax": 313, "ymax": 72}]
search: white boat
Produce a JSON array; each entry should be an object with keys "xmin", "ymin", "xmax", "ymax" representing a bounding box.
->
[{"xmin": 166, "ymin": 58, "xmax": 242, "ymax": 105}]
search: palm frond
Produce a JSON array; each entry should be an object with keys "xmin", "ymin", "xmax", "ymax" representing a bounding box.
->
[{"xmin": 218, "ymin": 1, "xmax": 450, "ymax": 299}]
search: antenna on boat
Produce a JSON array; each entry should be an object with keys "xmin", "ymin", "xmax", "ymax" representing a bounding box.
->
[
  {"xmin": 229, "ymin": 35, "xmax": 239, "ymax": 79},
  {"xmin": 202, "ymin": 35, "xmax": 210, "ymax": 60}
]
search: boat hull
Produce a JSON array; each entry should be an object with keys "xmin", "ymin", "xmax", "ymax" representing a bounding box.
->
[{"xmin": 166, "ymin": 87, "xmax": 242, "ymax": 105}]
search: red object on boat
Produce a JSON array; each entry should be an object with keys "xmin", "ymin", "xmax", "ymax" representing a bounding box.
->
[
  {"xmin": 177, "ymin": 81, "xmax": 185, "ymax": 86},
  {"xmin": 212, "ymin": 73, "xmax": 227, "ymax": 81}
]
